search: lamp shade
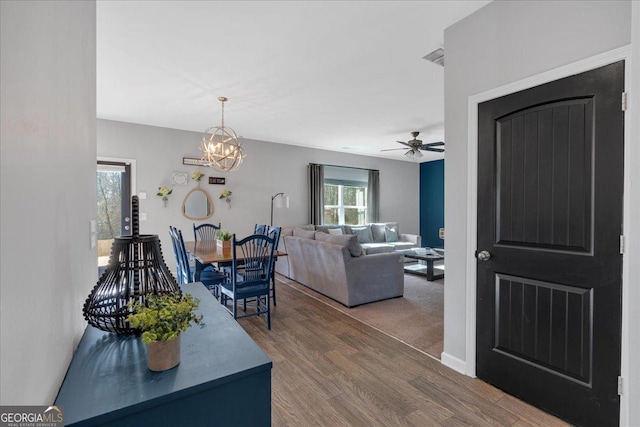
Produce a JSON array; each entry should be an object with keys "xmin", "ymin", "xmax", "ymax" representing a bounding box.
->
[{"xmin": 274, "ymin": 195, "xmax": 289, "ymax": 209}]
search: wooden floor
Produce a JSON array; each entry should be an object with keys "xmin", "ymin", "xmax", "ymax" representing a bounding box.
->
[{"xmin": 239, "ymin": 278, "xmax": 570, "ymax": 427}]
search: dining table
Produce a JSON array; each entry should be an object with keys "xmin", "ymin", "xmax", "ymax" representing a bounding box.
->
[{"xmin": 184, "ymin": 240, "xmax": 287, "ymax": 272}]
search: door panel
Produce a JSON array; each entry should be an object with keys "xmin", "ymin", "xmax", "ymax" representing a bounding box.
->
[
  {"xmin": 496, "ymin": 98, "xmax": 593, "ymax": 252},
  {"xmin": 494, "ymin": 274, "xmax": 592, "ymax": 384},
  {"xmin": 477, "ymin": 61, "xmax": 624, "ymax": 427}
]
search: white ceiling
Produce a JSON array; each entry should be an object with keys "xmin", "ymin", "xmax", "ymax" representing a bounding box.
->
[{"xmin": 97, "ymin": 1, "xmax": 490, "ymax": 162}]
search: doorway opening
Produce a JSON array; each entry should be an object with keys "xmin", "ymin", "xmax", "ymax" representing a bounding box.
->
[{"xmin": 96, "ymin": 160, "xmax": 132, "ymax": 275}]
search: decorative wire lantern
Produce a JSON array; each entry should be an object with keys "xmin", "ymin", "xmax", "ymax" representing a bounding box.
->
[
  {"xmin": 83, "ymin": 196, "xmax": 180, "ymax": 335},
  {"xmin": 199, "ymin": 96, "xmax": 245, "ymax": 172}
]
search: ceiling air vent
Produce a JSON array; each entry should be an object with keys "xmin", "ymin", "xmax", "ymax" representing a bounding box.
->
[{"xmin": 423, "ymin": 48, "xmax": 444, "ymax": 67}]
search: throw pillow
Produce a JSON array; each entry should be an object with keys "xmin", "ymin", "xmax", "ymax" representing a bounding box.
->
[
  {"xmin": 293, "ymin": 228, "xmax": 316, "ymax": 239},
  {"xmin": 370, "ymin": 223, "xmax": 387, "ymax": 242},
  {"xmin": 314, "ymin": 232, "xmax": 362, "ymax": 257},
  {"xmin": 350, "ymin": 225, "xmax": 373, "ymax": 244},
  {"xmin": 327, "ymin": 228, "xmax": 343, "ymax": 235},
  {"xmin": 315, "ymin": 225, "xmax": 343, "ymax": 234},
  {"xmin": 385, "ymin": 225, "xmax": 399, "ymax": 242}
]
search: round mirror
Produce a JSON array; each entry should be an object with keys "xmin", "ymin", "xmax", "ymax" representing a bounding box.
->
[{"xmin": 182, "ymin": 188, "xmax": 214, "ymax": 220}]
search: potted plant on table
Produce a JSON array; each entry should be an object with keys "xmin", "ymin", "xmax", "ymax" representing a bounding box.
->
[
  {"xmin": 127, "ymin": 292, "xmax": 203, "ymax": 371},
  {"xmin": 216, "ymin": 230, "xmax": 232, "ymax": 252}
]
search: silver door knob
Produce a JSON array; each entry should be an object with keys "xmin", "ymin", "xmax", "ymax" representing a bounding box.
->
[{"xmin": 476, "ymin": 250, "xmax": 491, "ymax": 261}]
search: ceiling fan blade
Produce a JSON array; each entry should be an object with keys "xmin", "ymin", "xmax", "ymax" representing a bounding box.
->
[
  {"xmin": 422, "ymin": 141, "xmax": 445, "ymax": 147},
  {"xmin": 396, "ymin": 141, "xmax": 413, "ymax": 148},
  {"xmin": 381, "ymin": 148, "xmax": 408, "ymax": 152},
  {"xmin": 422, "ymin": 148, "xmax": 445, "ymax": 153}
]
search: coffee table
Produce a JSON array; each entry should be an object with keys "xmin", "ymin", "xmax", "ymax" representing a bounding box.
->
[{"xmin": 400, "ymin": 248, "xmax": 444, "ymax": 281}]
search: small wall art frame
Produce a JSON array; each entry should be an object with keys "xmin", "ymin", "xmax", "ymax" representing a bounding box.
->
[
  {"xmin": 183, "ymin": 157, "xmax": 207, "ymax": 166},
  {"xmin": 171, "ymin": 172, "xmax": 188, "ymax": 186},
  {"xmin": 209, "ymin": 177, "xmax": 226, "ymax": 185}
]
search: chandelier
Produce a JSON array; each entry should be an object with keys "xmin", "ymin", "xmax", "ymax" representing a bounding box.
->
[{"xmin": 199, "ymin": 96, "xmax": 245, "ymax": 172}]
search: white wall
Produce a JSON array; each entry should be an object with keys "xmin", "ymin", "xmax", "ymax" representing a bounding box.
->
[
  {"xmin": 443, "ymin": 0, "xmax": 636, "ymax": 424},
  {"xmin": 0, "ymin": 1, "xmax": 97, "ymax": 404},
  {"xmin": 626, "ymin": 3, "xmax": 640, "ymax": 424},
  {"xmin": 97, "ymin": 119, "xmax": 420, "ymax": 272}
]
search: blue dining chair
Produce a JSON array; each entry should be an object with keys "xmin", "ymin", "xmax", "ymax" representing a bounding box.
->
[
  {"xmin": 219, "ymin": 233, "xmax": 276, "ymax": 329},
  {"xmin": 254, "ymin": 224, "xmax": 268, "ymax": 235},
  {"xmin": 265, "ymin": 226, "xmax": 281, "ymax": 306},
  {"xmin": 193, "ymin": 222, "xmax": 221, "ymax": 241},
  {"xmin": 251, "ymin": 225, "xmax": 281, "ymax": 306},
  {"xmin": 169, "ymin": 226, "xmax": 226, "ymax": 296}
]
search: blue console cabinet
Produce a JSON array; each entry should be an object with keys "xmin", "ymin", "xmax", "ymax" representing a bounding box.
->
[{"xmin": 55, "ymin": 283, "xmax": 272, "ymax": 426}]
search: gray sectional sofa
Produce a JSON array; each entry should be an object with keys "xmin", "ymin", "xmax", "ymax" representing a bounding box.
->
[{"xmin": 274, "ymin": 223, "xmax": 417, "ymax": 307}]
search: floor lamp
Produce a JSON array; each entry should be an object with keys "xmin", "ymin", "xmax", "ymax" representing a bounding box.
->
[{"xmin": 270, "ymin": 192, "xmax": 289, "ymax": 226}]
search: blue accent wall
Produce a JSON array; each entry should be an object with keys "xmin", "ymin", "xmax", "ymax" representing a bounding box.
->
[{"xmin": 420, "ymin": 159, "xmax": 444, "ymax": 248}]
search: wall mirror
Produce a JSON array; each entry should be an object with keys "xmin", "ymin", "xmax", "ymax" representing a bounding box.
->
[{"xmin": 182, "ymin": 188, "xmax": 214, "ymax": 220}]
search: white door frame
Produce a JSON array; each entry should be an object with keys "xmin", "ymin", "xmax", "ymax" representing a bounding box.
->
[{"xmin": 464, "ymin": 45, "xmax": 632, "ymax": 422}]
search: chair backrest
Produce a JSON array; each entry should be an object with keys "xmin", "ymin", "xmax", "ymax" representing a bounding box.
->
[
  {"xmin": 254, "ymin": 224, "xmax": 268, "ymax": 235},
  {"xmin": 231, "ymin": 233, "xmax": 276, "ymax": 290},
  {"xmin": 193, "ymin": 223, "xmax": 221, "ymax": 241},
  {"xmin": 168, "ymin": 226, "xmax": 181, "ymax": 270},
  {"xmin": 169, "ymin": 226, "xmax": 192, "ymax": 284},
  {"xmin": 265, "ymin": 227, "xmax": 281, "ymax": 276},
  {"xmin": 254, "ymin": 225, "xmax": 281, "ymax": 252},
  {"xmin": 266, "ymin": 226, "xmax": 281, "ymax": 246}
]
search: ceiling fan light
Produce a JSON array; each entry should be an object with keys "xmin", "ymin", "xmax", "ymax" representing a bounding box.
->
[{"xmin": 405, "ymin": 149, "xmax": 423, "ymax": 161}]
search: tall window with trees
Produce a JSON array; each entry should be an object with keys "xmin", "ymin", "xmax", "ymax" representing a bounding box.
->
[
  {"xmin": 321, "ymin": 165, "xmax": 377, "ymax": 225},
  {"xmin": 309, "ymin": 164, "xmax": 379, "ymax": 226},
  {"xmin": 323, "ymin": 183, "xmax": 367, "ymax": 225}
]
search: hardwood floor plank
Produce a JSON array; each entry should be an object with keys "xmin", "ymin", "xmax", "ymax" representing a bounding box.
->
[{"xmin": 236, "ymin": 279, "xmax": 569, "ymax": 427}]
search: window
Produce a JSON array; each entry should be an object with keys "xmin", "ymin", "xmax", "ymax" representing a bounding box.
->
[
  {"xmin": 309, "ymin": 163, "xmax": 379, "ymax": 225},
  {"xmin": 322, "ymin": 165, "xmax": 370, "ymax": 225},
  {"xmin": 323, "ymin": 183, "xmax": 367, "ymax": 225}
]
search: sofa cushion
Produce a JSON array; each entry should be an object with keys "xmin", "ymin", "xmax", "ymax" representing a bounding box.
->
[
  {"xmin": 370, "ymin": 223, "xmax": 387, "ymax": 242},
  {"xmin": 385, "ymin": 225, "xmax": 399, "ymax": 242},
  {"xmin": 361, "ymin": 243, "xmax": 394, "ymax": 255},
  {"xmin": 293, "ymin": 228, "xmax": 316, "ymax": 239},
  {"xmin": 314, "ymin": 232, "xmax": 362, "ymax": 257},
  {"xmin": 316, "ymin": 225, "xmax": 344, "ymax": 234},
  {"xmin": 350, "ymin": 225, "xmax": 374, "ymax": 244},
  {"xmin": 387, "ymin": 241, "xmax": 417, "ymax": 251},
  {"xmin": 327, "ymin": 228, "xmax": 343, "ymax": 235},
  {"xmin": 281, "ymin": 227, "xmax": 295, "ymax": 237}
]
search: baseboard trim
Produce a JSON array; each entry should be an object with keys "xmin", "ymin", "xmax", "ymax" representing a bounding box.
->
[{"xmin": 440, "ymin": 352, "xmax": 467, "ymax": 375}]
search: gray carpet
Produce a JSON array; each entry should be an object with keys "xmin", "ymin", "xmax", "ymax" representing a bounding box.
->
[{"xmin": 279, "ymin": 273, "xmax": 444, "ymax": 359}]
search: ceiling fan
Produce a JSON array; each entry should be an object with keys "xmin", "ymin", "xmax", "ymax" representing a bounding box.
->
[{"xmin": 381, "ymin": 131, "xmax": 444, "ymax": 160}]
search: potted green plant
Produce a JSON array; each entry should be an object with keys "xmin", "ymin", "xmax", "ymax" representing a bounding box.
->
[
  {"xmin": 127, "ymin": 292, "xmax": 203, "ymax": 371},
  {"xmin": 216, "ymin": 230, "xmax": 232, "ymax": 252}
]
